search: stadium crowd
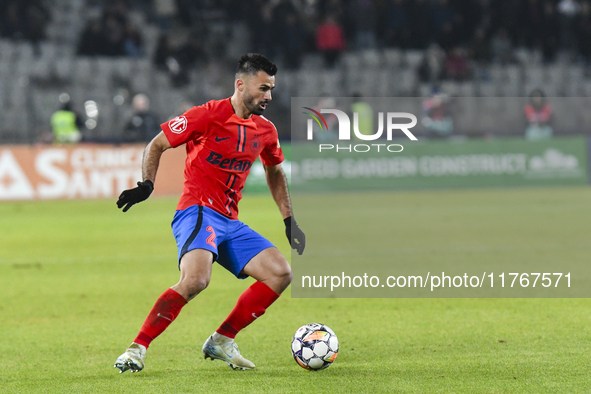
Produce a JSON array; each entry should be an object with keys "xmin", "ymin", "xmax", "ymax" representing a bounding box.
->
[
  {"xmin": 77, "ymin": 2, "xmax": 144, "ymax": 57},
  {"xmin": 66, "ymin": 0, "xmax": 591, "ymax": 69},
  {"xmin": 5, "ymin": 0, "xmax": 590, "ymax": 78},
  {"xmin": 4, "ymin": 0, "xmax": 591, "ymax": 70},
  {"xmin": 0, "ymin": 0, "xmax": 50, "ymax": 44},
  {"xmin": 2, "ymin": 0, "xmax": 591, "ymax": 144}
]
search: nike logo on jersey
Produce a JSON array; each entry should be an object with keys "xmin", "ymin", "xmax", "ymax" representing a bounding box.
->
[
  {"xmin": 206, "ymin": 151, "xmax": 253, "ymax": 172},
  {"xmin": 215, "ymin": 136, "xmax": 231, "ymax": 142}
]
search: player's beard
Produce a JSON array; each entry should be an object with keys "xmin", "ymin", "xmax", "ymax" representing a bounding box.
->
[{"xmin": 243, "ymin": 91, "xmax": 268, "ymax": 116}]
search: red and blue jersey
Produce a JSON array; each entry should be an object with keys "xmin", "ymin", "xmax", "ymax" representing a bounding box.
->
[{"xmin": 161, "ymin": 98, "xmax": 284, "ymax": 219}]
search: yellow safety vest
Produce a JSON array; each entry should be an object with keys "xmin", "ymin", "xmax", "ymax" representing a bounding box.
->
[
  {"xmin": 51, "ymin": 110, "xmax": 80, "ymax": 143},
  {"xmin": 351, "ymin": 101, "xmax": 374, "ymax": 137}
]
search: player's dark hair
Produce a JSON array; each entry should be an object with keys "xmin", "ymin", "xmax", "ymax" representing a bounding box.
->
[{"xmin": 236, "ymin": 53, "xmax": 277, "ymax": 78}]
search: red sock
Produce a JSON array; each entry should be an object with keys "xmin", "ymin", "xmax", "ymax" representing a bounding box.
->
[
  {"xmin": 216, "ymin": 281, "xmax": 280, "ymax": 339},
  {"xmin": 134, "ymin": 288, "xmax": 187, "ymax": 348}
]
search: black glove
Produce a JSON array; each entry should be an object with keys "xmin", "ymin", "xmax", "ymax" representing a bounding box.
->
[
  {"xmin": 116, "ymin": 180, "xmax": 154, "ymax": 212},
  {"xmin": 284, "ymin": 216, "xmax": 305, "ymax": 255}
]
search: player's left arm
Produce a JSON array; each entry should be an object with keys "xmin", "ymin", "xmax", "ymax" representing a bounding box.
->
[
  {"xmin": 264, "ymin": 164, "xmax": 305, "ymax": 255},
  {"xmin": 264, "ymin": 164, "xmax": 291, "ymax": 219}
]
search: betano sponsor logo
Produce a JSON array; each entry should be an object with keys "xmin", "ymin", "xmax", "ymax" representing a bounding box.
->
[
  {"xmin": 303, "ymin": 107, "xmax": 418, "ymax": 153},
  {"xmin": 205, "ymin": 151, "xmax": 253, "ymax": 172}
]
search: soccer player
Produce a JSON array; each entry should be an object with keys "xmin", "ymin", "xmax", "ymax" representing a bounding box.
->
[{"xmin": 114, "ymin": 53, "xmax": 305, "ymax": 372}]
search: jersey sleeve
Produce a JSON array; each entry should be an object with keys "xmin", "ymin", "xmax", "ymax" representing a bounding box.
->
[
  {"xmin": 259, "ymin": 124, "xmax": 284, "ymax": 166},
  {"xmin": 161, "ymin": 103, "xmax": 212, "ymax": 148}
]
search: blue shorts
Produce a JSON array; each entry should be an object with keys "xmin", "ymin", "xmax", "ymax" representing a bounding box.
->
[{"xmin": 171, "ymin": 205, "xmax": 275, "ymax": 279}]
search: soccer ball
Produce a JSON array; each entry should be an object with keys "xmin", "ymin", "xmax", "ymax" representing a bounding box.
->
[{"xmin": 291, "ymin": 323, "xmax": 338, "ymax": 370}]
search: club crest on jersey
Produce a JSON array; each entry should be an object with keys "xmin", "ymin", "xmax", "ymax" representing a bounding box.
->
[
  {"xmin": 250, "ymin": 136, "xmax": 261, "ymax": 153},
  {"xmin": 206, "ymin": 151, "xmax": 253, "ymax": 172},
  {"xmin": 169, "ymin": 116, "xmax": 188, "ymax": 134}
]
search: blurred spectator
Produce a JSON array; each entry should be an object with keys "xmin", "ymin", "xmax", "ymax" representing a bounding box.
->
[
  {"xmin": 77, "ymin": 3, "xmax": 143, "ymax": 57},
  {"xmin": 348, "ymin": 0, "xmax": 378, "ymax": 50},
  {"xmin": 282, "ymin": 12, "xmax": 305, "ymax": 70},
  {"xmin": 154, "ymin": 33, "xmax": 176, "ymax": 69},
  {"xmin": 124, "ymin": 94, "xmax": 160, "ymax": 142},
  {"xmin": 469, "ymin": 28, "xmax": 492, "ymax": 81},
  {"xmin": 494, "ymin": 1, "xmax": 524, "ymax": 44},
  {"xmin": 22, "ymin": 1, "xmax": 49, "ymax": 43},
  {"xmin": 452, "ymin": 1, "xmax": 477, "ymax": 47},
  {"xmin": 316, "ymin": 15, "xmax": 346, "ymax": 68},
  {"xmin": 153, "ymin": 0, "xmax": 177, "ymax": 32},
  {"xmin": 322, "ymin": 0, "xmax": 346, "ymax": 28},
  {"xmin": 523, "ymin": 0, "xmax": 544, "ymax": 47},
  {"xmin": 576, "ymin": 1, "xmax": 591, "ymax": 62},
  {"xmin": 557, "ymin": 0, "xmax": 581, "ymax": 54},
  {"xmin": 154, "ymin": 32, "xmax": 206, "ymax": 86},
  {"xmin": 153, "ymin": 33, "xmax": 188, "ymax": 86},
  {"xmin": 245, "ymin": 0, "xmax": 272, "ymax": 56},
  {"xmin": 267, "ymin": 0, "xmax": 299, "ymax": 63},
  {"xmin": 540, "ymin": 1, "xmax": 560, "ymax": 62},
  {"xmin": 445, "ymin": 47, "xmax": 470, "ymax": 81},
  {"xmin": 491, "ymin": 28, "xmax": 514, "ymax": 64},
  {"xmin": 432, "ymin": 0, "xmax": 455, "ymax": 33},
  {"xmin": 124, "ymin": 21, "xmax": 144, "ymax": 57},
  {"xmin": 101, "ymin": 13, "xmax": 126, "ymax": 56},
  {"xmin": 524, "ymin": 89, "xmax": 553, "ymax": 140},
  {"xmin": 0, "ymin": 1, "xmax": 21, "ymax": 39},
  {"xmin": 51, "ymin": 102, "xmax": 83, "ymax": 144},
  {"xmin": 0, "ymin": 0, "xmax": 49, "ymax": 42},
  {"xmin": 437, "ymin": 21, "xmax": 457, "ymax": 51},
  {"xmin": 385, "ymin": 0, "xmax": 411, "ymax": 48},
  {"xmin": 77, "ymin": 19, "xmax": 105, "ymax": 56},
  {"xmin": 422, "ymin": 90, "xmax": 453, "ymax": 138},
  {"xmin": 176, "ymin": 35, "xmax": 208, "ymax": 69},
  {"xmin": 408, "ymin": 0, "xmax": 434, "ymax": 48},
  {"xmin": 469, "ymin": 28, "xmax": 492, "ymax": 64},
  {"xmin": 432, "ymin": 0, "xmax": 457, "ymax": 50},
  {"xmin": 418, "ymin": 44, "xmax": 445, "ymax": 84},
  {"xmin": 475, "ymin": 0, "xmax": 492, "ymax": 35},
  {"xmin": 260, "ymin": 2, "xmax": 279, "ymax": 59},
  {"xmin": 175, "ymin": 0, "xmax": 199, "ymax": 27}
]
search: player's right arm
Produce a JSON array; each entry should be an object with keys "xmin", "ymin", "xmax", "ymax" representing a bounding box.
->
[
  {"xmin": 116, "ymin": 132, "xmax": 171, "ymax": 212},
  {"xmin": 117, "ymin": 103, "xmax": 210, "ymax": 212},
  {"xmin": 142, "ymin": 131, "xmax": 172, "ymax": 184}
]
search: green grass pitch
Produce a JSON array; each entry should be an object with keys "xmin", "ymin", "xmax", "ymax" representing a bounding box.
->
[{"xmin": 1, "ymin": 187, "xmax": 590, "ymax": 393}]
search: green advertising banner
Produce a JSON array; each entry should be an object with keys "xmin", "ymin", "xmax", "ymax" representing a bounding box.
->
[
  {"xmin": 289, "ymin": 136, "xmax": 591, "ymax": 299},
  {"xmin": 290, "ymin": 137, "xmax": 588, "ymax": 192}
]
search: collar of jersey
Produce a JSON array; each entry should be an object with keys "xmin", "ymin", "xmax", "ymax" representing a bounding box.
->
[{"xmin": 225, "ymin": 113, "xmax": 258, "ymax": 129}]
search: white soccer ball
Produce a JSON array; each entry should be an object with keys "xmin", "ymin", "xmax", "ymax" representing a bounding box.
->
[{"xmin": 291, "ymin": 323, "xmax": 339, "ymax": 370}]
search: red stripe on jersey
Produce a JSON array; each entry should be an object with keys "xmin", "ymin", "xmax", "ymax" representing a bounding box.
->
[
  {"xmin": 224, "ymin": 174, "xmax": 237, "ymax": 215},
  {"xmin": 236, "ymin": 125, "xmax": 242, "ymax": 152},
  {"xmin": 240, "ymin": 126, "xmax": 247, "ymax": 152}
]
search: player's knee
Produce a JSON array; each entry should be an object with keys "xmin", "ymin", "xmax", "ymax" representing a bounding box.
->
[
  {"xmin": 282, "ymin": 265, "xmax": 293, "ymax": 285},
  {"xmin": 193, "ymin": 276, "xmax": 210, "ymax": 293},
  {"xmin": 182, "ymin": 276, "xmax": 210, "ymax": 299},
  {"xmin": 275, "ymin": 260, "xmax": 292, "ymax": 290}
]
